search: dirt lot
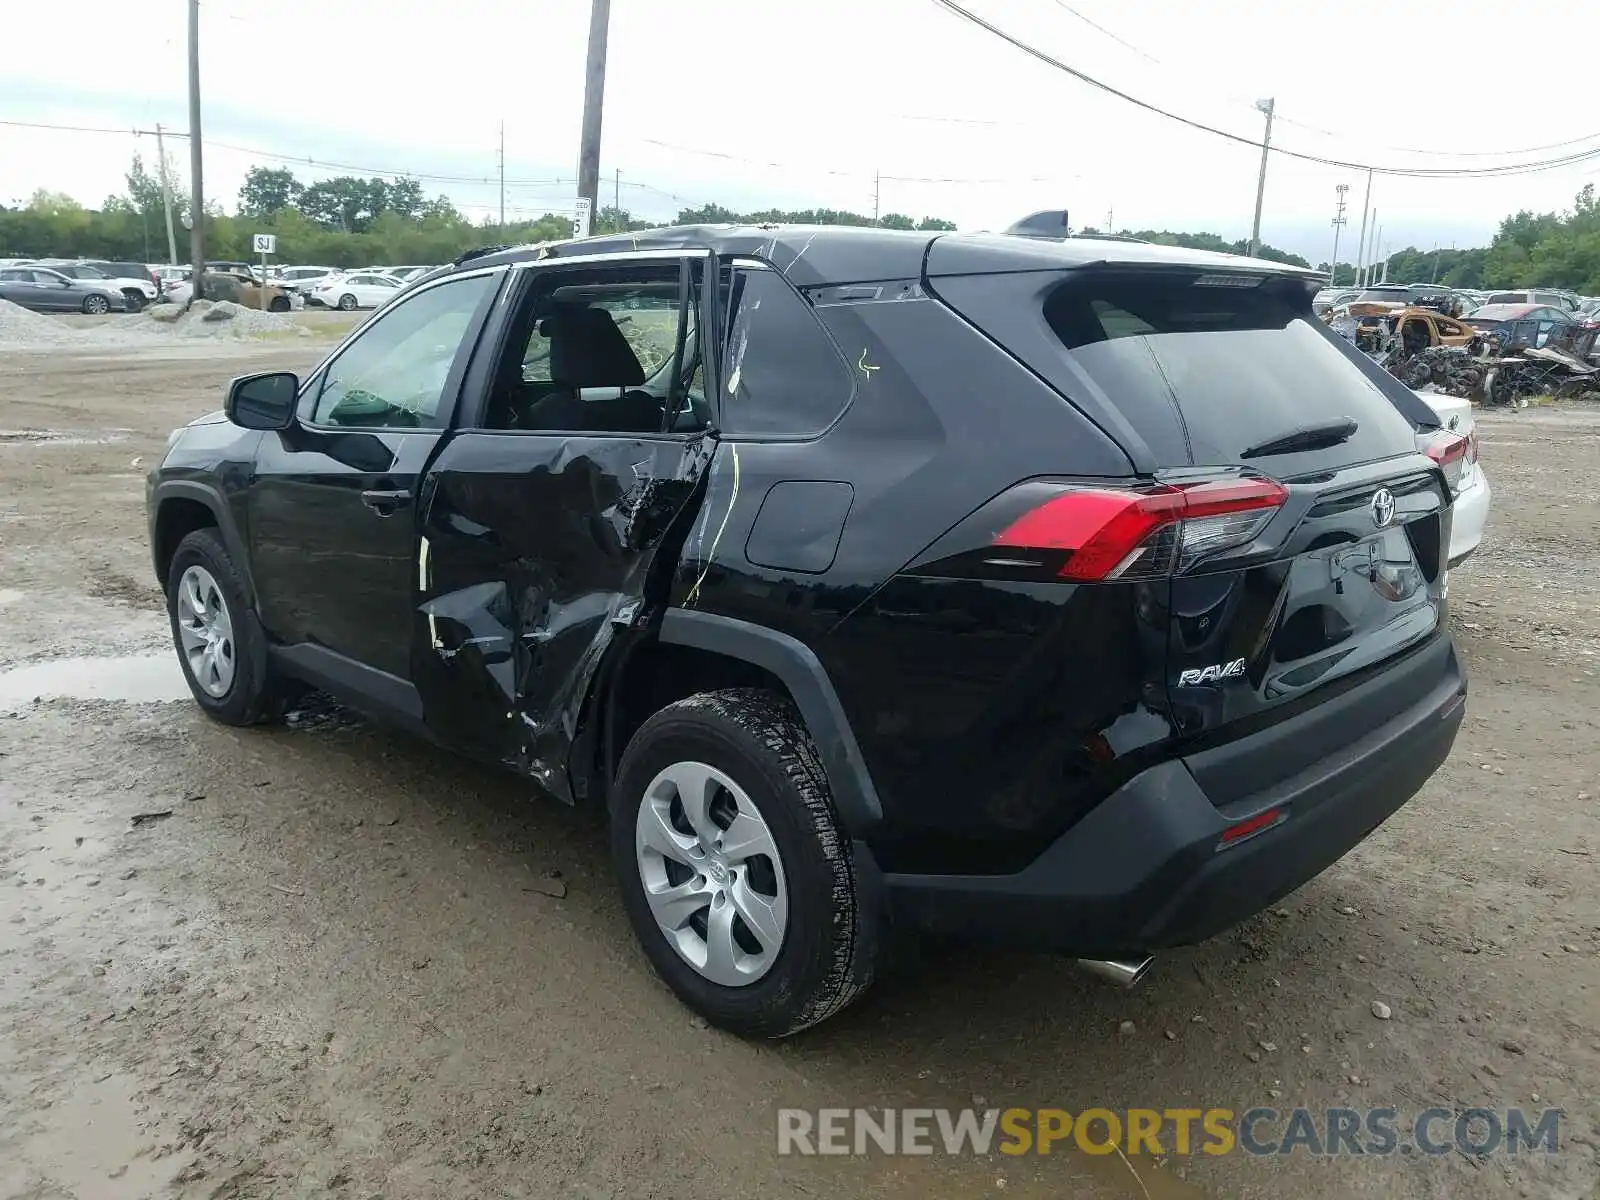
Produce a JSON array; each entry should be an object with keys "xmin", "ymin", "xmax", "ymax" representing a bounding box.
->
[{"xmin": 1, "ymin": 328, "xmax": 1596, "ymax": 1199}]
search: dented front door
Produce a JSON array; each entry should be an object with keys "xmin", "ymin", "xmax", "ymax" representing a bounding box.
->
[{"xmin": 413, "ymin": 433, "xmax": 714, "ymax": 792}]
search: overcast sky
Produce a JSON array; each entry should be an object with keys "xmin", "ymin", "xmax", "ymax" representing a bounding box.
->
[{"xmin": 4, "ymin": 0, "xmax": 1598, "ymax": 263}]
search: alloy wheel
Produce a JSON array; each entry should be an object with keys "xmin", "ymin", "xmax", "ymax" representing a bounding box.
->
[
  {"xmin": 175, "ymin": 565, "xmax": 236, "ymax": 698},
  {"xmin": 635, "ymin": 760, "xmax": 789, "ymax": 987}
]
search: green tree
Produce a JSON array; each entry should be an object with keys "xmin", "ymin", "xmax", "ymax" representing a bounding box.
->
[{"xmin": 238, "ymin": 167, "xmax": 303, "ymax": 219}]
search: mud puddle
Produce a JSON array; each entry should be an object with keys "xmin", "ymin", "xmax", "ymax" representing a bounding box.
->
[{"xmin": 0, "ymin": 654, "xmax": 188, "ymax": 710}]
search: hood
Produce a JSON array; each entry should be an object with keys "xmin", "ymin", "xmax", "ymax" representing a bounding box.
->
[{"xmin": 189, "ymin": 409, "xmax": 229, "ymax": 427}]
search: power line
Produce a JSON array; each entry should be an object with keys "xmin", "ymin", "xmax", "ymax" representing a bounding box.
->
[
  {"xmin": 639, "ymin": 137, "xmax": 1073, "ymax": 185},
  {"xmin": 1040, "ymin": 0, "xmax": 1600, "ymax": 159},
  {"xmin": 930, "ymin": 0, "xmax": 1600, "ymax": 178}
]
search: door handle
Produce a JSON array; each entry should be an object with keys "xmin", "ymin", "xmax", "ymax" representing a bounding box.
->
[{"xmin": 361, "ymin": 488, "xmax": 412, "ymax": 516}]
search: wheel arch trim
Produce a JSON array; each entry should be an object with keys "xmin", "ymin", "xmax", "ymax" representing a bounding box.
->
[
  {"xmin": 656, "ymin": 608, "xmax": 883, "ymax": 835},
  {"xmin": 149, "ymin": 480, "xmax": 256, "ymax": 604}
]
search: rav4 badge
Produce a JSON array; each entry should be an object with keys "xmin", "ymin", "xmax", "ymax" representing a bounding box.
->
[{"xmin": 1178, "ymin": 658, "xmax": 1247, "ymax": 686}]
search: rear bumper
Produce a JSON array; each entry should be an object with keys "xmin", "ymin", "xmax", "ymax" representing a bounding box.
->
[
  {"xmin": 1448, "ymin": 470, "xmax": 1491, "ymax": 566},
  {"xmin": 880, "ymin": 636, "xmax": 1466, "ymax": 956}
]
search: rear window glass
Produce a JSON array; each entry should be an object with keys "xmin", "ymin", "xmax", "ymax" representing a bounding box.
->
[{"xmin": 1043, "ymin": 272, "xmax": 1419, "ymax": 469}]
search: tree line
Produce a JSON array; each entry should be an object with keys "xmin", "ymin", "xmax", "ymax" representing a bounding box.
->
[
  {"xmin": 0, "ymin": 161, "xmax": 962, "ymax": 268},
  {"xmin": 5, "ymin": 158, "xmax": 1599, "ymax": 295},
  {"xmin": 1313, "ymin": 184, "xmax": 1600, "ymax": 293}
]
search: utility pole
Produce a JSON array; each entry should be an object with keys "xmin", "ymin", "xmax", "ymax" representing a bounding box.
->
[
  {"xmin": 1105, "ymin": 205, "xmax": 1113, "ymax": 233},
  {"xmin": 1372, "ymin": 218, "xmax": 1384, "ymax": 283},
  {"xmin": 1329, "ymin": 183, "xmax": 1348, "ymax": 286},
  {"xmin": 1431, "ymin": 241, "xmax": 1446, "ymax": 284},
  {"xmin": 1350, "ymin": 167, "xmax": 1376, "ymax": 289},
  {"xmin": 154, "ymin": 123, "xmax": 179, "ymax": 265},
  {"xmin": 613, "ymin": 167, "xmax": 620, "ymax": 215},
  {"xmin": 498, "ymin": 122, "xmax": 505, "ymax": 231},
  {"xmin": 186, "ymin": 0, "xmax": 206, "ymax": 298},
  {"xmin": 1248, "ymin": 97, "xmax": 1275, "ymax": 258},
  {"xmin": 873, "ymin": 170, "xmax": 881, "ymax": 225},
  {"xmin": 576, "ymin": 0, "xmax": 610, "ymax": 215}
]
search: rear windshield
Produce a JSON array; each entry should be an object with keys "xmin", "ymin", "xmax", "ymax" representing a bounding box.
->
[
  {"xmin": 1486, "ymin": 293, "xmax": 1526, "ymax": 304},
  {"xmin": 1043, "ymin": 272, "xmax": 1420, "ymax": 469}
]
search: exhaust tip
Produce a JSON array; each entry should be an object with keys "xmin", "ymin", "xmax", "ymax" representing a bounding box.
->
[{"xmin": 1075, "ymin": 956, "xmax": 1154, "ymax": 989}]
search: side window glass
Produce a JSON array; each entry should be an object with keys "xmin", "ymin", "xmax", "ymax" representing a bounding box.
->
[
  {"xmin": 486, "ymin": 260, "xmax": 702, "ymax": 434},
  {"xmin": 720, "ymin": 268, "xmax": 854, "ymax": 437},
  {"xmin": 311, "ymin": 273, "xmax": 495, "ymax": 430}
]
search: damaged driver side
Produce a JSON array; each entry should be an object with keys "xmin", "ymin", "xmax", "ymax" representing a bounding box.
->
[{"xmin": 413, "ymin": 251, "xmax": 718, "ymax": 793}]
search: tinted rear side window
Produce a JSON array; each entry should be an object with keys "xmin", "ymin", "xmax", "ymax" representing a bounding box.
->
[
  {"xmin": 1042, "ymin": 272, "xmax": 1418, "ymax": 470},
  {"xmin": 719, "ymin": 267, "xmax": 854, "ymax": 437}
]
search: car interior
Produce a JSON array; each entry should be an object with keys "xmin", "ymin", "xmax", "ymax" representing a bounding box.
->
[{"xmin": 486, "ymin": 268, "xmax": 710, "ymax": 435}]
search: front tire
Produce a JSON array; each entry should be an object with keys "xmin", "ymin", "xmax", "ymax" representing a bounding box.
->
[
  {"xmin": 166, "ymin": 528, "xmax": 284, "ymax": 725},
  {"xmin": 611, "ymin": 688, "xmax": 876, "ymax": 1037},
  {"xmin": 83, "ymin": 294, "xmax": 110, "ymax": 315},
  {"xmin": 268, "ymin": 296, "xmax": 290, "ymax": 313},
  {"xmin": 122, "ymin": 290, "xmax": 147, "ymax": 312},
  {"xmin": 337, "ymin": 293, "xmax": 357, "ymax": 311}
]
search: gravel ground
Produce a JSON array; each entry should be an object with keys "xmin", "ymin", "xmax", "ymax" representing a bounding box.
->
[{"xmin": 0, "ymin": 335, "xmax": 1596, "ymax": 1199}]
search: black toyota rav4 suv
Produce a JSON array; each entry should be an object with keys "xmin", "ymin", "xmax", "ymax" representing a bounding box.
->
[{"xmin": 147, "ymin": 224, "xmax": 1469, "ymax": 1036}]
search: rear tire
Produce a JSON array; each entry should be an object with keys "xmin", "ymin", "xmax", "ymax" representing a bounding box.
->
[
  {"xmin": 268, "ymin": 296, "xmax": 290, "ymax": 313},
  {"xmin": 337, "ymin": 293, "xmax": 357, "ymax": 311},
  {"xmin": 166, "ymin": 528, "xmax": 286, "ymax": 726},
  {"xmin": 610, "ymin": 688, "xmax": 876, "ymax": 1037},
  {"xmin": 122, "ymin": 290, "xmax": 147, "ymax": 312}
]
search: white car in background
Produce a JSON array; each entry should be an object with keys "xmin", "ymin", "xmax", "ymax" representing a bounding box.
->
[
  {"xmin": 275, "ymin": 265, "xmax": 339, "ymax": 297},
  {"xmin": 312, "ymin": 271, "xmax": 402, "ymax": 311},
  {"xmin": 386, "ymin": 265, "xmax": 434, "ymax": 283},
  {"xmin": 1415, "ymin": 390, "xmax": 1490, "ymax": 565}
]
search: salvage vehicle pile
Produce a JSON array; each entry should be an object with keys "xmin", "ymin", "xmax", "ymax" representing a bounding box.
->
[{"xmin": 1324, "ymin": 293, "xmax": 1600, "ymax": 406}]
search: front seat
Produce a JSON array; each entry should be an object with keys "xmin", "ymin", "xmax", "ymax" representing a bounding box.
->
[{"xmin": 525, "ymin": 306, "xmax": 664, "ymax": 433}]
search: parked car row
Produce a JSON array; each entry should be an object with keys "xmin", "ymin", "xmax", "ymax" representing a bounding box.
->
[{"xmin": 0, "ymin": 258, "xmax": 159, "ymax": 313}]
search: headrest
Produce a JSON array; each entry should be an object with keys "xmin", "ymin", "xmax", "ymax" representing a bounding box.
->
[{"xmin": 545, "ymin": 306, "xmax": 646, "ymax": 388}]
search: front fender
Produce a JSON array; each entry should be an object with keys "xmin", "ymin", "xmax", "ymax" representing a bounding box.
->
[{"xmin": 147, "ymin": 479, "xmax": 257, "ymax": 603}]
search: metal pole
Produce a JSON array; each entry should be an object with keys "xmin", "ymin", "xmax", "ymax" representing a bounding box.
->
[
  {"xmin": 576, "ymin": 0, "xmax": 610, "ymax": 215},
  {"xmin": 1248, "ymin": 98, "xmax": 1274, "ymax": 258},
  {"xmin": 614, "ymin": 167, "xmax": 620, "ymax": 215},
  {"xmin": 498, "ymin": 122, "xmax": 505, "ymax": 230},
  {"xmin": 1353, "ymin": 168, "xmax": 1373, "ymax": 288},
  {"xmin": 1373, "ymin": 221, "xmax": 1384, "ymax": 283},
  {"xmin": 155, "ymin": 123, "xmax": 179, "ymax": 265},
  {"xmin": 186, "ymin": 0, "xmax": 206, "ymax": 299},
  {"xmin": 1329, "ymin": 183, "xmax": 1348, "ymax": 285},
  {"xmin": 1431, "ymin": 242, "xmax": 1442, "ymax": 284},
  {"xmin": 873, "ymin": 170, "xmax": 881, "ymax": 225}
]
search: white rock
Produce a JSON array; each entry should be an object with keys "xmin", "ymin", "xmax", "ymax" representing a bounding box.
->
[{"xmin": 1371, "ymin": 1000, "xmax": 1393, "ymax": 1020}]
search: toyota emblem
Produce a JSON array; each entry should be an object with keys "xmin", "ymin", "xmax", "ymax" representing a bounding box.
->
[{"xmin": 1370, "ymin": 487, "xmax": 1396, "ymax": 528}]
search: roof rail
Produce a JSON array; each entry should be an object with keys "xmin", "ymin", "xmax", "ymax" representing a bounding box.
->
[{"xmin": 453, "ymin": 244, "xmax": 513, "ymax": 266}]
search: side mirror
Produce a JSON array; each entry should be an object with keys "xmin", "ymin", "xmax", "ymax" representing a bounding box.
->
[{"xmin": 226, "ymin": 371, "xmax": 299, "ymax": 431}]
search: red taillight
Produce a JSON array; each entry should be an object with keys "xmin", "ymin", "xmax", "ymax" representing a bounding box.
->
[
  {"xmin": 1217, "ymin": 806, "xmax": 1286, "ymax": 850},
  {"xmin": 993, "ymin": 477, "xmax": 1287, "ymax": 582},
  {"xmin": 1418, "ymin": 429, "xmax": 1469, "ymax": 495}
]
